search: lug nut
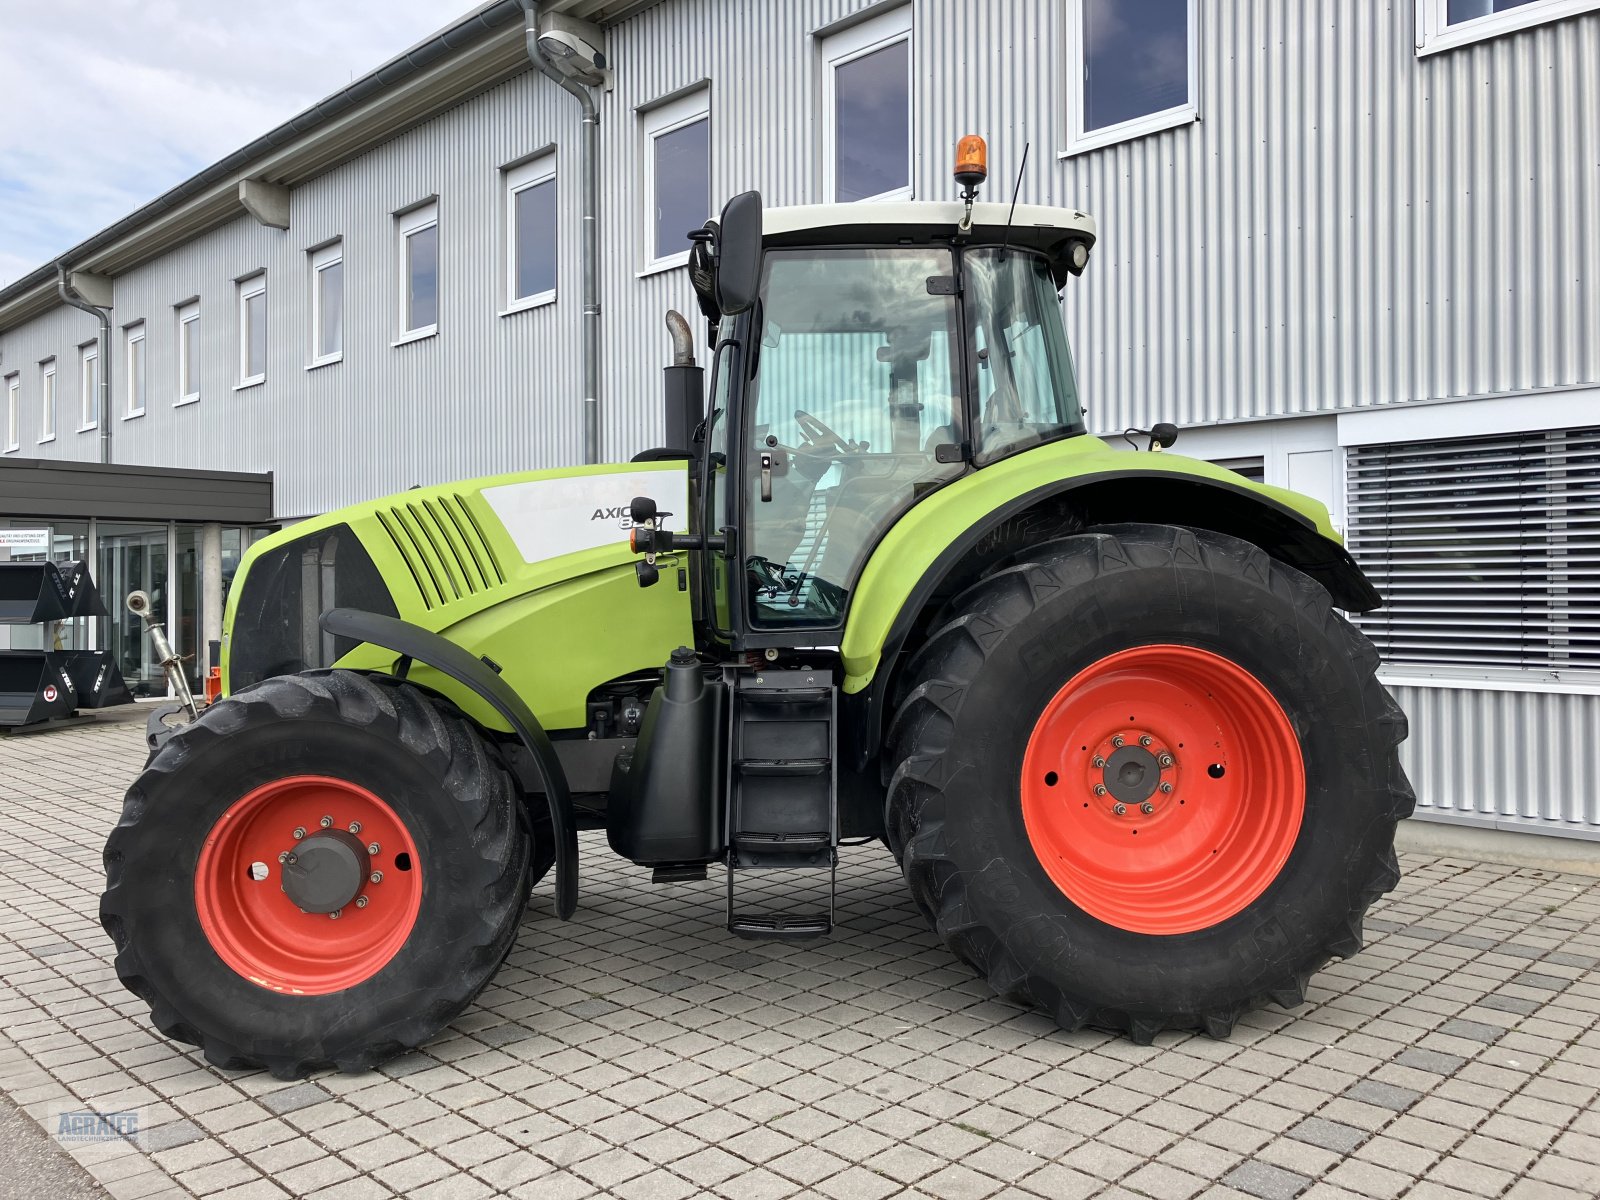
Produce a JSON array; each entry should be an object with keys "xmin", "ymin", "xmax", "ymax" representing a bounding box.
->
[
  {"xmin": 1159, "ymin": 782, "xmax": 1174, "ymax": 794},
  {"xmin": 292, "ymin": 827, "xmax": 306, "ymax": 840},
  {"xmin": 1157, "ymin": 753, "xmax": 1174, "ymax": 768},
  {"xmin": 367, "ymin": 842, "xmax": 380, "ymax": 855},
  {"xmin": 319, "ymin": 815, "xmax": 333, "ymax": 829},
  {"xmin": 1111, "ymin": 735, "xmax": 1125, "ymax": 748},
  {"xmin": 1139, "ymin": 735, "xmax": 1153, "ymax": 748},
  {"xmin": 329, "ymin": 909, "xmax": 342, "ymax": 920},
  {"xmin": 1113, "ymin": 803, "xmax": 1127, "ymax": 816},
  {"xmin": 1140, "ymin": 802, "xmax": 1155, "ymax": 815},
  {"xmin": 1093, "ymin": 784, "xmax": 1108, "ymax": 796},
  {"xmin": 370, "ymin": 871, "xmax": 383, "ymax": 884},
  {"xmin": 277, "ymin": 851, "xmax": 290, "ymax": 864},
  {"xmin": 347, "ymin": 821, "xmax": 362, "ymax": 835},
  {"xmin": 1091, "ymin": 756, "xmax": 1105, "ymax": 768},
  {"xmin": 355, "ymin": 896, "xmax": 369, "ymax": 909}
]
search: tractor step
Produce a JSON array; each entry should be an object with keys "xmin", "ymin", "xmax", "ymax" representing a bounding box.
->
[
  {"xmin": 728, "ymin": 911, "xmax": 832, "ymax": 940},
  {"xmin": 725, "ymin": 670, "xmax": 838, "ymax": 938}
]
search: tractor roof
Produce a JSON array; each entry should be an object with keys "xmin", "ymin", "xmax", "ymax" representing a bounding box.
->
[{"xmin": 761, "ymin": 201, "xmax": 1097, "ymax": 282}]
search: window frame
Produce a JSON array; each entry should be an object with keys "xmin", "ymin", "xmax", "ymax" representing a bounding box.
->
[
  {"xmin": 176, "ymin": 300, "xmax": 200, "ymax": 406},
  {"xmin": 502, "ymin": 159, "xmax": 557, "ymax": 314},
  {"xmin": 396, "ymin": 199, "xmax": 440, "ymax": 343},
  {"xmin": 1415, "ymin": 0, "xmax": 1600, "ymax": 55},
  {"xmin": 820, "ymin": 5, "xmax": 914, "ymax": 204},
  {"xmin": 639, "ymin": 89, "xmax": 711, "ymax": 274},
  {"xmin": 124, "ymin": 321, "xmax": 146, "ymax": 419},
  {"xmin": 78, "ymin": 341, "xmax": 99, "ymax": 433},
  {"xmin": 4, "ymin": 373, "xmax": 18, "ymax": 452},
  {"xmin": 236, "ymin": 273, "xmax": 267, "ymax": 388},
  {"xmin": 1062, "ymin": 0, "xmax": 1200, "ymax": 157},
  {"xmin": 309, "ymin": 241, "xmax": 344, "ymax": 368},
  {"xmin": 39, "ymin": 358, "xmax": 56, "ymax": 442}
]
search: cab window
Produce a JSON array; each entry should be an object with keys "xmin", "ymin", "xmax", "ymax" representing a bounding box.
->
[{"xmin": 742, "ymin": 247, "xmax": 963, "ymax": 628}]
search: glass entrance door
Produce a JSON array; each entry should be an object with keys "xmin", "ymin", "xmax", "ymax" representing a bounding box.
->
[{"xmin": 98, "ymin": 524, "xmax": 169, "ymax": 697}]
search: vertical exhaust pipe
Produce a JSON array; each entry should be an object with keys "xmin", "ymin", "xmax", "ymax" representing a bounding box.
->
[{"xmin": 661, "ymin": 310, "xmax": 703, "ymax": 454}]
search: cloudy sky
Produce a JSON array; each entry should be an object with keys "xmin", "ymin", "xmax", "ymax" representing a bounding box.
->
[{"xmin": 0, "ymin": 0, "xmax": 466, "ymax": 287}]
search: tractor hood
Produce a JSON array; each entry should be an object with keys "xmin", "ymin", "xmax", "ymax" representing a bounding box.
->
[{"xmin": 222, "ymin": 460, "xmax": 693, "ymax": 729}]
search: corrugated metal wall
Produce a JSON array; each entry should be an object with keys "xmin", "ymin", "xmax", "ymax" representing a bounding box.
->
[{"xmin": 1391, "ymin": 684, "xmax": 1600, "ymax": 839}]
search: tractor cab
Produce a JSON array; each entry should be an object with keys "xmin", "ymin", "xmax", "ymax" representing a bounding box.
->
[{"xmin": 639, "ymin": 151, "xmax": 1098, "ymax": 652}]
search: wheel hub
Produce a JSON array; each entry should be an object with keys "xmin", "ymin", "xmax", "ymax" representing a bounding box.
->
[
  {"xmin": 1102, "ymin": 742, "xmax": 1164, "ymax": 807},
  {"xmin": 281, "ymin": 830, "xmax": 370, "ymax": 914}
]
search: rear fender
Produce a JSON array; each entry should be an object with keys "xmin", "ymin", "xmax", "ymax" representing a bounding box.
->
[{"xmin": 839, "ymin": 436, "xmax": 1381, "ymax": 771}]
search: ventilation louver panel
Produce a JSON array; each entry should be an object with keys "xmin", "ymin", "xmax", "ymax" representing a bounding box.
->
[
  {"xmin": 1345, "ymin": 426, "xmax": 1600, "ymax": 675},
  {"xmin": 375, "ymin": 495, "xmax": 505, "ymax": 610}
]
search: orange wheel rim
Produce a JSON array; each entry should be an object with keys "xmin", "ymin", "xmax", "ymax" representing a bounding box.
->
[
  {"xmin": 1020, "ymin": 645, "xmax": 1305, "ymax": 935},
  {"xmin": 194, "ymin": 776, "xmax": 422, "ymax": 994}
]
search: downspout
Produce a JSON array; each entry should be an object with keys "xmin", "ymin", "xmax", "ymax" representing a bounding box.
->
[
  {"xmin": 521, "ymin": 0, "xmax": 601, "ymax": 464},
  {"xmin": 56, "ymin": 264, "xmax": 112, "ymax": 465}
]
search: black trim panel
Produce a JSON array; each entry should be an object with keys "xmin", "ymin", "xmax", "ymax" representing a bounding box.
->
[{"xmin": 319, "ymin": 607, "xmax": 578, "ymax": 920}]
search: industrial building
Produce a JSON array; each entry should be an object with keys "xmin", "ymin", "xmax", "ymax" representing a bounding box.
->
[{"xmin": 1, "ymin": 0, "xmax": 1596, "ymax": 840}]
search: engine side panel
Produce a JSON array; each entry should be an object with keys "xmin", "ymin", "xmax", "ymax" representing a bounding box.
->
[{"xmin": 224, "ymin": 461, "xmax": 693, "ymax": 734}]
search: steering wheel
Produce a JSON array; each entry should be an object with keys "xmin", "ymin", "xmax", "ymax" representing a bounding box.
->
[{"xmin": 794, "ymin": 409, "xmax": 853, "ymax": 455}]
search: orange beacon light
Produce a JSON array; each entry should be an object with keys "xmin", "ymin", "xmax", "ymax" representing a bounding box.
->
[{"xmin": 954, "ymin": 135, "xmax": 988, "ymax": 197}]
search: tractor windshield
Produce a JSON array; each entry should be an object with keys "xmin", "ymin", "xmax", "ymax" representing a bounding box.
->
[
  {"xmin": 964, "ymin": 248, "xmax": 1084, "ymax": 464},
  {"xmin": 742, "ymin": 247, "xmax": 964, "ymax": 628}
]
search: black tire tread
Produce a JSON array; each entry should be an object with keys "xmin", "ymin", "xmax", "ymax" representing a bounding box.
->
[
  {"xmin": 885, "ymin": 524, "xmax": 1414, "ymax": 1043},
  {"xmin": 101, "ymin": 669, "xmax": 530, "ymax": 1078}
]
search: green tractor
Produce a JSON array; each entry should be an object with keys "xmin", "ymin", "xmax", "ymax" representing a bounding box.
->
[{"xmin": 102, "ymin": 151, "xmax": 1411, "ymax": 1079}]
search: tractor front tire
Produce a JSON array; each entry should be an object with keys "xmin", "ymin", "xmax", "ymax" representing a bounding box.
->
[
  {"xmin": 886, "ymin": 524, "xmax": 1412, "ymax": 1042},
  {"xmin": 101, "ymin": 669, "xmax": 530, "ymax": 1079}
]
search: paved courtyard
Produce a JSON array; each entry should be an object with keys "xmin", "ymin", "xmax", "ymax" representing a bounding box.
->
[{"xmin": 2, "ymin": 710, "xmax": 1598, "ymax": 1200}]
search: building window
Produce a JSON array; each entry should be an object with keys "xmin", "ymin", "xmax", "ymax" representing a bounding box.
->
[
  {"xmin": 79, "ymin": 342, "xmax": 99, "ymax": 432},
  {"xmin": 1346, "ymin": 426, "xmax": 1600, "ymax": 679},
  {"xmin": 398, "ymin": 201, "xmax": 439, "ymax": 339},
  {"xmin": 504, "ymin": 161, "xmax": 556, "ymax": 311},
  {"xmin": 238, "ymin": 274, "xmax": 266, "ymax": 386},
  {"xmin": 310, "ymin": 242, "xmax": 343, "ymax": 365},
  {"xmin": 39, "ymin": 358, "xmax": 56, "ymax": 442},
  {"xmin": 1416, "ymin": 0, "xmax": 1600, "ymax": 55},
  {"xmin": 641, "ymin": 92, "xmax": 710, "ymax": 268},
  {"xmin": 125, "ymin": 322, "xmax": 146, "ymax": 418},
  {"xmin": 1066, "ymin": 0, "xmax": 1197, "ymax": 155},
  {"xmin": 4, "ymin": 374, "xmax": 18, "ymax": 451},
  {"xmin": 177, "ymin": 300, "xmax": 200, "ymax": 405},
  {"xmin": 822, "ymin": 7, "xmax": 912, "ymax": 203}
]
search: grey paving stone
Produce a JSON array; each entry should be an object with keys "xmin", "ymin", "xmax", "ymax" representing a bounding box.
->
[
  {"xmin": 1343, "ymin": 1080, "xmax": 1422, "ymax": 1112},
  {"xmin": 139, "ymin": 1118, "xmax": 205, "ymax": 1152},
  {"xmin": 1511, "ymin": 973, "xmax": 1570, "ymax": 992},
  {"xmin": 1287, "ymin": 1116, "xmax": 1368, "ymax": 1155},
  {"xmin": 1221, "ymin": 1160, "xmax": 1312, "ymax": 1200},
  {"xmin": 1438, "ymin": 1019, "xmax": 1505, "ymax": 1044},
  {"xmin": 259, "ymin": 1084, "xmax": 331, "ymax": 1115},
  {"xmin": 1396, "ymin": 1048, "xmax": 1466, "ymax": 1076}
]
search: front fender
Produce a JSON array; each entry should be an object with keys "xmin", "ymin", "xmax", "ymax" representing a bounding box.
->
[{"xmin": 320, "ymin": 607, "xmax": 579, "ymax": 920}]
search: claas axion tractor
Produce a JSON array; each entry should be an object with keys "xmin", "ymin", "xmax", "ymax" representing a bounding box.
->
[{"xmin": 102, "ymin": 138, "xmax": 1412, "ymax": 1079}]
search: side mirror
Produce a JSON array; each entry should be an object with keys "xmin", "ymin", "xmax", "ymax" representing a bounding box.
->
[{"xmin": 714, "ymin": 190, "xmax": 762, "ymax": 317}]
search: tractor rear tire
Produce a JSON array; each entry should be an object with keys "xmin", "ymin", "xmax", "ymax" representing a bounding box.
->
[
  {"xmin": 101, "ymin": 669, "xmax": 530, "ymax": 1079},
  {"xmin": 885, "ymin": 524, "xmax": 1412, "ymax": 1042}
]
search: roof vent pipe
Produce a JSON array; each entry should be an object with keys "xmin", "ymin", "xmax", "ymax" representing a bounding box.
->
[
  {"xmin": 56, "ymin": 264, "xmax": 112, "ymax": 465},
  {"xmin": 522, "ymin": 0, "xmax": 601, "ymax": 464}
]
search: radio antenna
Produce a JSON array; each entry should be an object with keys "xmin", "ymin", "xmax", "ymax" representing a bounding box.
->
[{"xmin": 997, "ymin": 142, "xmax": 1030, "ymax": 262}]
